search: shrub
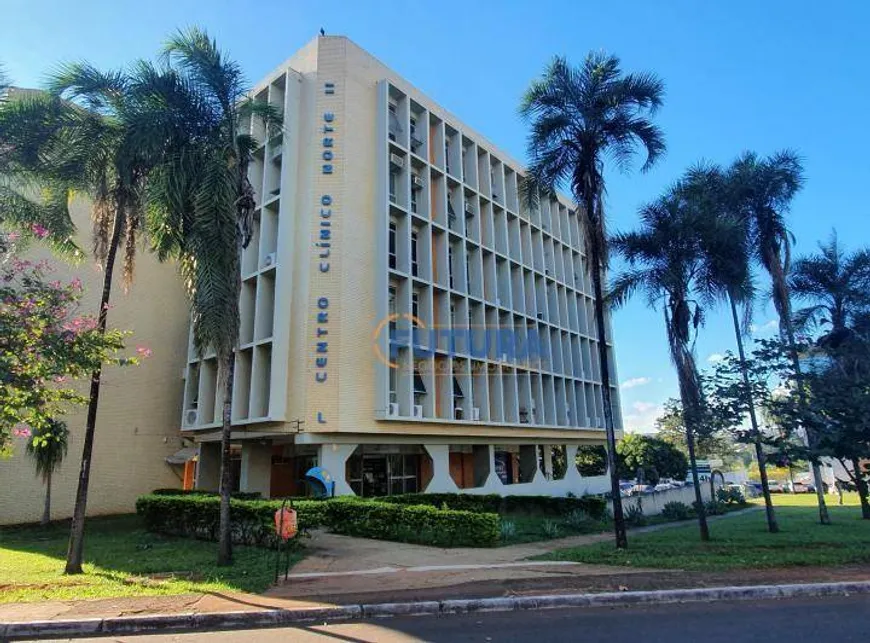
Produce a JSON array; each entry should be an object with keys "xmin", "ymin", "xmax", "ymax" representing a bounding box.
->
[
  {"xmin": 151, "ymin": 488, "xmax": 263, "ymax": 501},
  {"xmin": 500, "ymin": 519, "xmax": 517, "ymax": 541},
  {"xmin": 696, "ymin": 499, "xmax": 727, "ymax": 516},
  {"xmin": 564, "ymin": 509, "xmax": 598, "ymax": 531},
  {"xmin": 716, "ymin": 487, "xmax": 746, "ymax": 506},
  {"xmin": 136, "ymin": 494, "xmax": 326, "ymax": 547},
  {"xmin": 624, "ymin": 504, "xmax": 647, "ymax": 527},
  {"xmin": 324, "ymin": 498, "xmax": 499, "ymax": 547},
  {"xmin": 541, "ymin": 519, "xmax": 561, "ymax": 539},
  {"xmin": 661, "ymin": 501, "xmax": 693, "ymax": 521},
  {"xmin": 382, "ymin": 493, "xmax": 608, "ymax": 520}
]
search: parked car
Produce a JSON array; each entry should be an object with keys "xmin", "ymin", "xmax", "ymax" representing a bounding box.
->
[
  {"xmin": 786, "ymin": 481, "xmax": 814, "ymax": 493},
  {"xmin": 619, "ymin": 482, "xmax": 634, "ymax": 497},
  {"xmin": 743, "ymin": 481, "xmax": 763, "ymax": 497},
  {"xmin": 631, "ymin": 484, "xmax": 655, "ymax": 495},
  {"xmin": 768, "ymin": 481, "xmax": 786, "ymax": 493},
  {"xmin": 654, "ymin": 483, "xmax": 674, "ymax": 492}
]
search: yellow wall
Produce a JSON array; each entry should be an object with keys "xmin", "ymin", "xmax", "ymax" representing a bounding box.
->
[{"xmin": 0, "ymin": 197, "xmax": 190, "ymax": 525}]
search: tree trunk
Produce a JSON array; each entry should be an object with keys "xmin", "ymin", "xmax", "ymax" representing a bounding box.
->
[
  {"xmin": 768, "ymin": 253, "xmax": 831, "ymax": 525},
  {"xmin": 586, "ymin": 195, "xmax": 627, "ymax": 550},
  {"xmin": 216, "ymin": 350, "xmax": 236, "ymax": 566},
  {"xmin": 728, "ymin": 296, "xmax": 778, "ymax": 533},
  {"xmin": 852, "ymin": 457, "xmax": 870, "ymax": 520},
  {"xmin": 65, "ymin": 205, "xmax": 124, "ymax": 575},
  {"xmin": 41, "ymin": 471, "xmax": 52, "ymax": 527},
  {"xmin": 667, "ymin": 309, "xmax": 709, "ymax": 542}
]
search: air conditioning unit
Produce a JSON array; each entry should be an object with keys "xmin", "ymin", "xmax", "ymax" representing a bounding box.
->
[
  {"xmin": 262, "ymin": 252, "xmax": 276, "ymax": 268},
  {"xmin": 471, "ymin": 407, "xmax": 481, "ymax": 421},
  {"xmin": 529, "ymin": 412, "xmax": 536, "ymax": 425},
  {"xmin": 390, "ymin": 153, "xmax": 404, "ymax": 170},
  {"xmin": 185, "ymin": 409, "xmax": 199, "ymax": 426},
  {"xmin": 454, "ymin": 407, "xmax": 464, "ymax": 420},
  {"xmin": 412, "ymin": 404, "xmax": 424, "ymax": 418},
  {"xmin": 388, "ymin": 402, "xmax": 400, "ymax": 417},
  {"xmin": 519, "ymin": 407, "xmax": 530, "ymax": 424},
  {"xmin": 464, "ymin": 201, "xmax": 474, "ymax": 217},
  {"xmin": 412, "ymin": 174, "xmax": 424, "ymax": 189}
]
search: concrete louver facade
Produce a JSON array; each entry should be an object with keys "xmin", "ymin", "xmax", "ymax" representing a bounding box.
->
[{"xmin": 184, "ymin": 35, "xmax": 624, "ymax": 499}]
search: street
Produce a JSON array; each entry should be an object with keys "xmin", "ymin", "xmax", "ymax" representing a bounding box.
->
[{"xmin": 31, "ymin": 595, "xmax": 870, "ymax": 642}]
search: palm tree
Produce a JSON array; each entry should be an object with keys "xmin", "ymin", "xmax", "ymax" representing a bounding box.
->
[
  {"xmin": 520, "ymin": 54, "xmax": 665, "ymax": 549},
  {"xmin": 144, "ymin": 28, "xmax": 280, "ymax": 565},
  {"xmin": 700, "ymin": 162, "xmax": 778, "ymax": 532},
  {"xmin": 1, "ymin": 64, "xmax": 157, "ymax": 572},
  {"xmin": 790, "ymin": 230, "xmax": 870, "ymax": 342},
  {"xmin": 611, "ymin": 179, "xmax": 737, "ymax": 541},
  {"xmin": 735, "ymin": 150, "xmax": 830, "ymax": 524},
  {"xmin": 0, "ymin": 74, "xmax": 80, "ymax": 256},
  {"xmin": 25, "ymin": 419, "xmax": 70, "ymax": 526}
]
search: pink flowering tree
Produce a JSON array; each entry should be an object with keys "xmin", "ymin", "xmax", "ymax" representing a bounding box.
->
[{"xmin": 0, "ymin": 234, "xmax": 136, "ymax": 455}]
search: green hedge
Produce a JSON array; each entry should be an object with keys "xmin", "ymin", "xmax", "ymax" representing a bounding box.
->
[
  {"xmin": 324, "ymin": 498, "xmax": 500, "ymax": 547},
  {"xmin": 135, "ymin": 494, "xmax": 327, "ymax": 547},
  {"xmin": 151, "ymin": 488, "xmax": 263, "ymax": 500},
  {"xmin": 383, "ymin": 493, "xmax": 608, "ymax": 520}
]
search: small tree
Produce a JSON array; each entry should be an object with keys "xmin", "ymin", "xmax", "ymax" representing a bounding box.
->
[
  {"xmin": 25, "ymin": 418, "xmax": 69, "ymax": 525},
  {"xmin": 616, "ymin": 433, "xmax": 688, "ymax": 485},
  {"xmin": 0, "ymin": 235, "xmax": 133, "ymax": 454},
  {"xmin": 575, "ymin": 445, "xmax": 608, "ymax": 477}
]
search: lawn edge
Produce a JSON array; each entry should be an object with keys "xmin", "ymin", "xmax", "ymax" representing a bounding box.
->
[{"xmin": 4, "ymin": 580, "xmax": 870, "ymax": 640}]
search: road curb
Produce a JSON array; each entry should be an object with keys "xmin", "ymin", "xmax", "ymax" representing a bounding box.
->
[{"xmin": 4, "ymin": 580, "xmax": 870, "ymax": 640}]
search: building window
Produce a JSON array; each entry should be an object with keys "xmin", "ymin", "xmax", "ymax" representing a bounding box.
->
[
  {"xmin": 389, "ymin": 172, "xmax": 397, "ymax": 204},
  {"xmin": 388, "ymin": 454, "xmax": 419, "ymax": 495},
  {"xmin": 413, "ymin": 370, "xmax": 427, "ymax": 408},
  {"xmin": 389, "ymin": 366, "xmax": 398, "ymax": 404},
  {"xmin": 411, "ymin": 230, "xmax": 419, "ymax": 276},
  {"xmin": 389, "ymin": 221, "xmax": 397, "ymax": 270},
  {"xmin": 444, "ymin": 139, "xmax": 451, "ymax": 174},
  {"xmin": 448, "ymin": 247, "xmax": 454, "ymax": 289},
  {"xmin": 410, "ymin": 116, "xmax": 421, "ymax": 151},
  {"xmin": 388, "ymin": 101, "xmax": 400, "ymax": 142},
  {"xmin": 411, "ymin": 290, "xmax": 420, "ymax": 325}
]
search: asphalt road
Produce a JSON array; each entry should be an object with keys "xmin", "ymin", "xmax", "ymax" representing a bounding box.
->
[{"xmin": 32, "ymin": 595, "xmax": 870, "ymax": 642}]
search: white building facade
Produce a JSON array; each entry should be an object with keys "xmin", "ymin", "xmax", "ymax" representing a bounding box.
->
[{"xmin": 183, "ymin": 36, "xmax": 622, "ymax": 499}]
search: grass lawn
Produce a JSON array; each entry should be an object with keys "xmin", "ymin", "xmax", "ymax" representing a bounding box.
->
[
  {"xmin": 538, "ymin": 493, "xmax": 870, "ymax": 571},
  {"xmin": 0, "ymin": 514, "xmax": 301, "ymax": 603},
  {"xmin": 499, "ymin": 513, "xmax": 608, "ymax": 544}
]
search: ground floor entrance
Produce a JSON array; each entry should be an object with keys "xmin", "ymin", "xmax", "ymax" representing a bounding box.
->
[{"xmin": 193, "ymin": 437, "xmax": 611, "ymax": 499}]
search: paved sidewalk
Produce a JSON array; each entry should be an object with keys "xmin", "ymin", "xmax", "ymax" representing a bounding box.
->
[{"xmin": 0, "ymin": 507, "xmax": 767, "ymax": 625}]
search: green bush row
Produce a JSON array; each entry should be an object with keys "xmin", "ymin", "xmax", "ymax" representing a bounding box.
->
[
  {"xmin": 135, "ymin": 494, "xmax": 327, "ymax": 547},
  {"xmin": 324, "ymin": 497, "xmax": 500, "ymax": 547},
  {"xmin": 382, "ymin": 493, "xmax": 608, "ymax": 520},
  {"xmin": 136, "ymin": 493, "xmax": 500, "ymax": 548},
  {"xmin": 150, "ymin": 488, "xmax": 264, "ymax": 500}
]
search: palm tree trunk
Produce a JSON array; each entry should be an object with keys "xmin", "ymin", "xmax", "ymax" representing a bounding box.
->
[
  {"xmin": 41, "ymin": 471, "xmax": 52, "ymax": 527},
  {"xmin": 216, "ymin": 350, "xmax": 236, "ymax": 566},
  {"xmin": 769, "ymin": 255, "xmax": 831, "ymax": 525},
  {"xmin": 587, "ymin": 198, "xmax": 627, "ymax": 550},
  {"xmin": 667, "ymin": 310, "xmax": 709, "ymax": 542},
  {"xmin": 852, "ymin": 457, "xmax": 870, "ymax": 520},
  {"xmin": 728, "ymin": 296, "xmax": 778, "ymax": 533},
  {"xmin": 65, "ymin": 204, "xmax": 124, "ymax": 575}
]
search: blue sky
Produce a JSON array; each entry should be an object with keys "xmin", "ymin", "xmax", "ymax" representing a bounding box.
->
[{"xmin": 3, "ymin": 1, "xmax": 868, "ymax": 432}]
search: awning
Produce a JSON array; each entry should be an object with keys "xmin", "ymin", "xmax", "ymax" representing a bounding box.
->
[{"xmin": 165, "ymin": 447, "xmax": 198, "ymax": 465}]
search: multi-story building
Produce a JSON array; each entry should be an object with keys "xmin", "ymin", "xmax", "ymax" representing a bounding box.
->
[{"xmin": 183, "ymin": 35, "xmax": 623, "ymax": 498}]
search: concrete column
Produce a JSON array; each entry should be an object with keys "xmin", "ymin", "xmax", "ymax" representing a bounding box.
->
[
  {"xmin": 318, "ymin": 443, "xmax": 358, "ymax": 496},
  {"xmin": 195, "ymin": 442, "xmax": 221, "ymax": 492},
  {"xmin": 519, "ymin": 445, "xmax": 543, "ymax": 483},
  {"xmin": 542, "ymin": 444, "xmax": 554, "ymax": 480},
  {"xmin": 564, "ymin": 444, "xmax": 583, "ymax": 490},
  {"xmin": 472, "ymin": 444, "xmax": 503, "ymax": 491},
  {"xmin": 423, "ymin": 444, "xmax": 459, "ymax": 493},
  {"xmin": 240, "ymin": 441, "xmax": 273, "ymax": 498}
]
